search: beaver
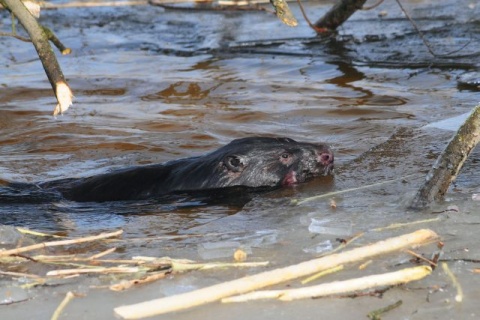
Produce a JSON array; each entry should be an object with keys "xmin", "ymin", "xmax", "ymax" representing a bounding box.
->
[{"xmin": 7, "ymin": 137, "xmax": 334, "ymax": 203}]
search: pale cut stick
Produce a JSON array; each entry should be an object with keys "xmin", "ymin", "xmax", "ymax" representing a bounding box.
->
[
  {"xmin": 0, "ymin": 230, "xmax": 123, "ymax": 257},
  {"xmin": 114, "ymin": 229, "xmax": 438, "ymax": 319},
  {"xmin": 223, "ymin": 265, "xmax": 432, "ymax": 302}
]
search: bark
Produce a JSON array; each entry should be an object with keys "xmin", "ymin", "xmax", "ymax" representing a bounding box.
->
[
  {"xmin": 410, "ymin": 105, "xmax": 480, "ymax": 209},
  {"xmin": 314, "ymin": 0, "xmax": 367, "ymax": 31}
]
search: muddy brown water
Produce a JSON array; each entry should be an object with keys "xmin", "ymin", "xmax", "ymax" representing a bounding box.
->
[{"xmin": 1, "ymin": 0, "xmax": 480, "ymax": 319}]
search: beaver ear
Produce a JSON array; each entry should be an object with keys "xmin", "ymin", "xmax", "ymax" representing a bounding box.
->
[{"xmin": 224, "ymin": 155, "xmax": 245, "ymax": 172}]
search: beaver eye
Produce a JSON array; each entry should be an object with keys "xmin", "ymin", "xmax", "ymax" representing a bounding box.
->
[
  {"xmin": 224, "ymin": 155, "xmax": 244, "ymax": 172},
  {"xmin": 229, "ymin": 157, "xmax": 241, "ymax": 167},
  {"xmin": 279, "ymin": 152, "xmax": 293, "ymax": 165}
]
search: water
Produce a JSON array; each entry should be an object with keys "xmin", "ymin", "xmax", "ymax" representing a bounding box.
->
[{"xmin": 1, "ymin": 0, "xmax": 480, "ymax": 319}]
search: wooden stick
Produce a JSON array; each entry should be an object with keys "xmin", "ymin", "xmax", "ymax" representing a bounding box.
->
[
  {"xmin": 0, "ymin": 230, "xmax": 123, "ymax": 257},
  {"xmin": 223, "ymin": 266, "xmax": 432, "ymax": 302},
  {"xmin": 43, "ymin": 0, "xmax": 147, "ymax": 9},
  {"xmin": 442, "ymin": 262, "xmax": 463, "ymax": 302},
  {"xmin": 301, "ymin": 265, "xmax": 344, "ymax": 285},
  {"xmin": 293, "ymin": 174, "xmax": 418, "ymax": 205},
  {"xmin": 51, "ymin": 291, "xmax": 76, "ymax": 320},
  {"xmin": 110, "ymin": 271, "xmax": 169, "ymax": 292},
  {"xmin": 114, "ymin": 229, "xmax": 438, "ymax": 319},
  {"xmin": 411, "ymin": 105, "xmax": 480, "ymax": 209},
  {"xmin": 88, "ymin": 247, "xmax": 116, "ymax": 260},
  {"xmin": 0, "ymin": 0, "xmax": 73, "ymax": 115},
  {"xmin": 47, "ymin": 266, "xmax": 138, "ymax": 276}
]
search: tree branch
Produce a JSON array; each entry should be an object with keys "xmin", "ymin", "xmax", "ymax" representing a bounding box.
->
[{"xmin": 0, "ymin": 0, "xmax": 73, "ymax": 115}]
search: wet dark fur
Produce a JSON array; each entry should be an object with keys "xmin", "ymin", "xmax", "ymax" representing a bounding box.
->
[{"xmin": 8, "ymin": 137, "xmax": 334, "ymax": 202}]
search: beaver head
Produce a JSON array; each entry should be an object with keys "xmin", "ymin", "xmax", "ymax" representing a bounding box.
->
[
  {"xmin": 170, "ymin": 137, "xmax": 334, "ymax": 191},
  {"xmin": 41, "ymin": 137, "xmax": 334, "ymax": 202}
]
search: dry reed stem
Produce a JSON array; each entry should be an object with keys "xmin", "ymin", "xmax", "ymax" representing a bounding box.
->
[
  {"xmin": 51, "ymin": 291, "xmax": 76, "ymax": 320},
  {"xmin": 0, "ymin": 230, "xmax": 123, "ymax": 257},
  {"xmin": 442, "ymin": 262, "xmax": 463, "ymax": 302},
  {"xmin": 47, "ymin": 267, "xmax": 139, "ymax": 276}
]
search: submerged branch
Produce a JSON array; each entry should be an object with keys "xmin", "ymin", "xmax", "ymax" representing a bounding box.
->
[{"xmin": 410, "ymin": 105, "xmax": 480, "ymax": 209}]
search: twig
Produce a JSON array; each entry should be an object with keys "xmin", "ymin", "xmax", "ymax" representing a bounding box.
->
[
  {"xmin": 171, "ymin": 261, "xmax": 269, "ymax": 272},
  {"xmin": 51, "ymin": 291, "xmax": 76, "ymax": 320},
  {"xmin": 367, "ymin": 300, "xmax": 402, "ymax": 320},
  {"xmin": 394, "ymin": 0, "xmax": 473, "ymax": 58},
  {"xmin": 16, "ymin": 227, "xmax": 65, "ymax": 238},
  {"xmin": 296, "ymin": 0, "xmax": 328, "ymax": 33},
  {"xmin": 42, "ymin": 26, "xmax": 71, "ymax": 54},
  {"xmin": 372, "ymin": 217, "xmax": 441, "ymax": 231},
  {"xmin": 301, "ymin": 265, "xmax": 344, "ymax": 284},
  {"xmin": 109, "ymin": 271, "xmax": 170, "ymax": 291},
  {"xmin": 404, "ymin": 249, "xmax": 437, "ymax": 267},
  {"xmin": 320, "ymin": 232, "xmax": 364, "ymax": 257},
  {"xmin": 114, "ymin": 229, "xmax": 438, "ymax": 319},
  {"xmin": 0, "ymin": 31, "xmax": 30, "ymax": 41},
  {"xmin": 293, "ymin": 174, "xmax": 418, "ymax": 205},
  {"xmin": 223, "ymin": 266, "xmax": 431, "ymax": 302},
  {"xmin": 47, "ymin": 267, "xmax": 139, "ymax": 276},
  {"xmin": 0, "ymin": 270, "xmax": 42, "ymax": 279},
  {"xmin": 0, "ymin": 230, "xmax": 123, "ymax": 257},
  {"xmin": 441, "ymin": 262, "xmax": 463, "ymax": 302},
  {"xmin": 88, "ymin": 247, "xmax": 116, "ymax": 260},
  {"xmin": 42, "ymin": 0, "xmax": 147, "ymax": 9},
  {"xmin": 361, "ymin": 0, "xmax": 384, "ymax": 10}
]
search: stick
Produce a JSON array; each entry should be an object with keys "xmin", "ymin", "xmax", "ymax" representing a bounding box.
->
[
  {"xmin": 0, "ymin": 230, "xmax": 123, "ymax": 257},
  {"xmin": 51, "ymin": 291, "xmax": 76, "ymax": 320},
  {"xmin": 293, "ymin": 174, "xmax": 418, "ymax": 205},
  {"xmin": 88, "ymin": 247, "xmax": 116, "ymax": 260},
  {"xmin": 114, "ymin": 229, "xmax": 438, "ymax": 319},
  {"xmin": 0, "ymin": 0, "xmax": 73, "ymax": 115},
  {"xmin": 47, "ymin": 267, "xmax": 139, "ymax": 276},
  {"xmin": 110, "ymin": 271, "xmax": 169, "ymax": 292},
  {"xmin": 411, "ymin": 105, "xmax": 480, "ymax": 209},
  {"xmin": 442, "ymin": 262, "xmax": 463, "ymax": 302},
  {"xmin": 223, "ymin": 266, "xmax": 432, "ymax": 302},
  {"xmin": 301, "ymin": 265, "xmax": 344, "ymax": 285},
  {"xmin": 42, "ymin": 0, "xmax": 147, "ymax": 9}
]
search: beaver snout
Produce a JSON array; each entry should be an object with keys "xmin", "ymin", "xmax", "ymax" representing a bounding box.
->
[
  {"xmin": 315, "ymin": 147, "xmax": 334, "ymax": 176},
  {"xmin": 318, "ymin": 149, "xmax": 334, "ymax": 166}
]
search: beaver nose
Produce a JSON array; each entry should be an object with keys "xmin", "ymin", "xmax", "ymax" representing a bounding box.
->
[{"xmin": 317, "ymin": 149, "xmax": 334, "ymax": 166}]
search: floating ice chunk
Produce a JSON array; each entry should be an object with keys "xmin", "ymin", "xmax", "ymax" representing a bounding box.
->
[
  {"xmin": 424, "ymin": 112, "xmax": 470, "ymax": 131},
  {"xmin": 303, "ymin": 240, "xmax": 333, "ymax": 254},
  {"xmin": 308, "ymin": 218, "xmax": 353, "ymax": 236},
  {"xmin": 197, "ymin": 241, "xmax": 252, "ymax": 260},
  {"xmin": 233, "ymin": 230, "xmax": 278, "ymax": 247}
]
